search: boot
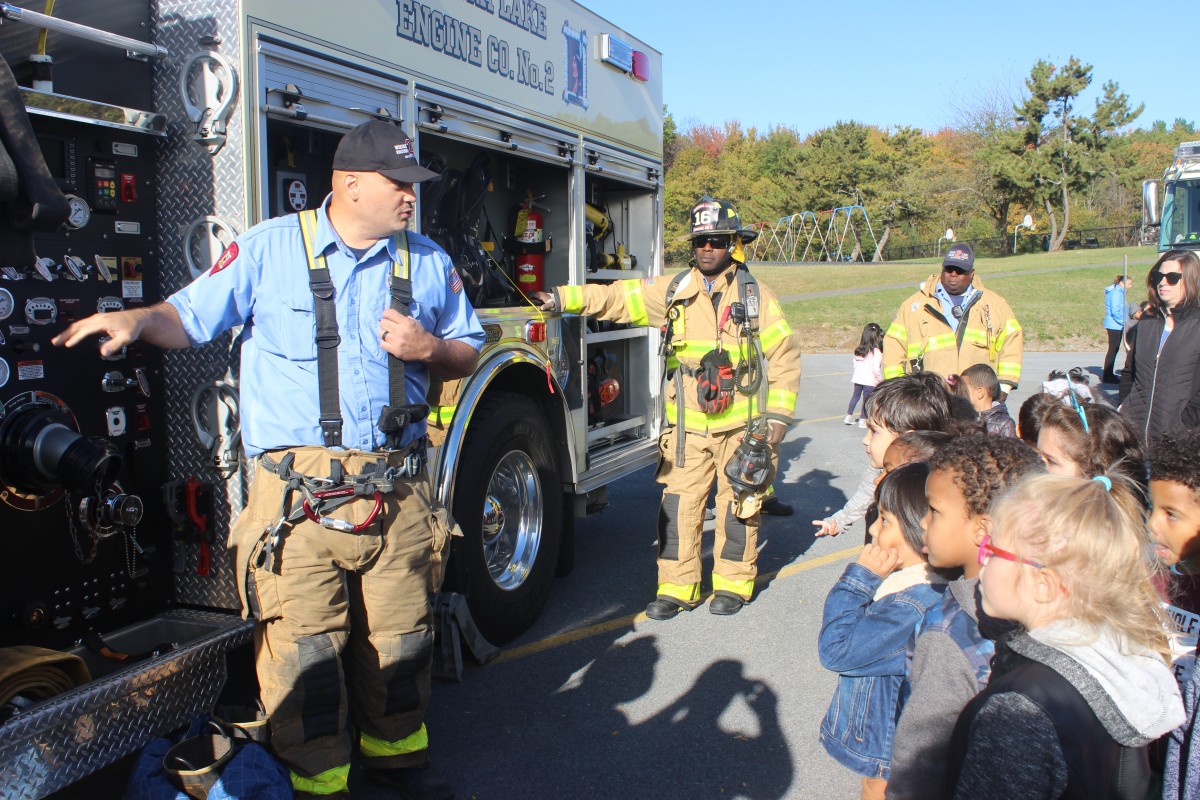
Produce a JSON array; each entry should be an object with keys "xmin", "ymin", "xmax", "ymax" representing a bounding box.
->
[
  {"xmin": 645, "ymin": 596, "xmax": 693, "ymax": 620},
  {"xmin": 760, "ymin": 496, "xmax": 793, "ymax": 516},
  {"xmin": 709, "ymin": 591, "xmax": 746, "ymax": 616},
  {"xmin": 368, "ymin": 764, "xmax": 455, "ymax": 800}
]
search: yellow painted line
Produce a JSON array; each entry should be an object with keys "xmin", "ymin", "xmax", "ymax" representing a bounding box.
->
[
  {"xmin": 491, "ymin": 544, "xmax": 863, "ymax": 665},
  {"xmin": 797, "ymin": 415, "xmax": 846, "ymax": 425}
]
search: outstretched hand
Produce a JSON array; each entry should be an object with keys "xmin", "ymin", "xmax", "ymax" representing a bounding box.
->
[
  {"xmin": 529, "ymin": 291, "xmax": 555, "ymax": 311},
  {"xmin": 813, "ymin": 517, "xmax": 841, "ymax": 538}
]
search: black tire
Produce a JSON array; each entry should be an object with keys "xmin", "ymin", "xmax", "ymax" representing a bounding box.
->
[{"xmin": 450, "ymin": 392, "xmax": 561, "ymax": 644}]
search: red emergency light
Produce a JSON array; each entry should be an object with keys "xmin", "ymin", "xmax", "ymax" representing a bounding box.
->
[
  {"xmin": 631, "ymin": 51, "xmax": 649, "ymax": 83},
  {"xmin": 525, "ymin": 321, "xmax": 546, "ymax": 343}
]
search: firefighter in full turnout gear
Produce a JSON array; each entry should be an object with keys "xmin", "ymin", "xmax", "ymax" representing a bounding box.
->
[
  {"xmin": 53, "ymin": 120, "xmax": 485, "ymax": 800},
  {"xmin": 882, "ymin": 243, "xmax": 1023, "ymax": 395},
  {"xmin": 534, "ymin": 197, "xmax": 801, "ymax": 617}
]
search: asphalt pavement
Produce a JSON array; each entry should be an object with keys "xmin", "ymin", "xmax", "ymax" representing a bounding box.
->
[{"xmin": 416, "ymin": 351, "xmax": 1117, "ymax": 800}]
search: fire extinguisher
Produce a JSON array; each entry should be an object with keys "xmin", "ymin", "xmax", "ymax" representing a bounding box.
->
[{"xmin": 512, "ymin": 193, "xmax": 550, "ymax": 294}]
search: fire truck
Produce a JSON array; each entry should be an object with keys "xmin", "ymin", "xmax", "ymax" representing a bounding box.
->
[
  {"xmin": 1142, "ymin": 141, "xmax": 1200, "ymax": 251},
  {"xmin": 0, "ymin": 0, "xmax": 663, "ymax": 794}
]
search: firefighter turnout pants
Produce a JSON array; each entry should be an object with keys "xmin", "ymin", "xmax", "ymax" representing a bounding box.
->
[
  {"xmin": 231, "ymin": 446, "xmax": 440, "ymax": 796},
  {"xmin": 655, "ymin": 427, "xmax": 774, "ymax": 605}
]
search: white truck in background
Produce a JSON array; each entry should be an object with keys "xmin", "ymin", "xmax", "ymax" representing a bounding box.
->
[{"xmin": 1143, "ymin": 141, "xmax": 1200, "ymax": 251}]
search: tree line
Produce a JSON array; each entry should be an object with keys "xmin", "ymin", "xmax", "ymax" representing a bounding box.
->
[{"xmin": 663, "ymin": 57, "xmax": 1195, "ymax": 262}]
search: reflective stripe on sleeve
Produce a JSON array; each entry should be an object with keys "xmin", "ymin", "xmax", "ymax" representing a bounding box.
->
[
  {"xmin": 560, "ymin": 285, "xmax": 584, "ymax": 313},
  {"xmin": 620, "ymin": 279, "xmax": 649, "ymax": 326}
]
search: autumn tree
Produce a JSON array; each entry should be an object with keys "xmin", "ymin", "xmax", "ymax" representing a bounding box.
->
[{"xmin": 1001, "ymin": 58, "xmax": 1142, "ymax": 251}]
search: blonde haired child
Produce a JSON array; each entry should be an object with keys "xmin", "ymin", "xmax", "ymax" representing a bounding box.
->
[{"xmin": 944, "ymin": 474, "xmax": 1184, "ymax": 799}]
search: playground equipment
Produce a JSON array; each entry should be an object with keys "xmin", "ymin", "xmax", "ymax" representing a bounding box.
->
[{"xmin": 746, "ymin": 206, "xmax": 879, "ymax": 262}]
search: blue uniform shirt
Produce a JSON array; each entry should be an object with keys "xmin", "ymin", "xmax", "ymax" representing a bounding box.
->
[{"xmin": 168, "ymin": 196, "xmax": 485, "ymax": 455}]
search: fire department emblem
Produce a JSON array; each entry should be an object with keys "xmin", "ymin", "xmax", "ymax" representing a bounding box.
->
[{"xmin": 210, "ymin": 242, "xmax": 239, "ymax": 276}]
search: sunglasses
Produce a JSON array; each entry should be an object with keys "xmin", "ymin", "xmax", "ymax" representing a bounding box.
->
[
  {"xmin": 942, "ymin": 266, "xmax": 972, "ymax": 276},
  {"xmin": 978, "ymin": 532, "xmax": 1044, "ymax": 569},
  {"xmin": 1150, "ymin": 270, "xmax": 1184, "ymax": 286},
  {"xmin": 692, "ymin": 235, "xmax": 732, "ymax": 250}
]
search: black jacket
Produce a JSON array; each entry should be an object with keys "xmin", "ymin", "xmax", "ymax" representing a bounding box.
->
[
  {"xmin": 946, "ymin": 644, "xmax": 1152, "ymax": 800},
  {"xmin": 1119, "ymin": 304, "xmax": 1200, "ymax": 445}
]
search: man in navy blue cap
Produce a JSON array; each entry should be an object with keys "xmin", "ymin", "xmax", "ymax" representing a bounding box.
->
[
  {"xmin": 881, "ymin": 242, "xmax": 1024, "ymax": 396},
  {"xmin": 55, "ymin": 119, "xmax": 483, "ymax": 799}
]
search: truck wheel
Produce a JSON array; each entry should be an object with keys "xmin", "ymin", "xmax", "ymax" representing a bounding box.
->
[{"xmin": 451, "ymin": 392, "xmax": 561, "ymax": 644}]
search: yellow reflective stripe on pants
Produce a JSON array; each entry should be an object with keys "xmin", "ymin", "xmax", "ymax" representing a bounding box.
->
[
  {"xmin": 560, "ymin": 285, "xmax": 584, "ymax": 313},
  {"xmin": 426, "ymin": 406, "xmax": 455, "ymax": 425},
  {"xmin": 360, "ymin": 724, "xmax": 429, "ymax": 758},
  {"xmin": 657, "ymin": 582, "xmax": 700, "ymax": 604},
  {"xmin": 292, "ymin": 764, "xmax": 350, "ymax": 796},
  {"xmin": 712, "ymin": 573, "xmax": 754, "ymax": 600},
  {"xmin": 620, "ymin": 279, "xmax": 648, "ymax": 326}
]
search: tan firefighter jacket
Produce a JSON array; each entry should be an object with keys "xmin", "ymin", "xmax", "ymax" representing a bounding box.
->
[
  {"xmin": 882, "ymin": 273, "xmax": 1023, "ymax": 389},
  {"xmin": 553, "ymin": 263, "xmax": 801, "ymax": 434}
]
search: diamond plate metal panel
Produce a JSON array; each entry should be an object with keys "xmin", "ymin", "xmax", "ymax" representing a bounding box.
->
[
  {"xmin": 0, "ymin": 610, "xmax": 251, "ymax": 800},
  {"xmin": 151, "ymin": 0, "xmax": 247, "ymax": 611}
]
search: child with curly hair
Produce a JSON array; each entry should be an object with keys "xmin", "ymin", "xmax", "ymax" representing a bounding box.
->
[
  {"xmin": 886, "ymin": 434, "xmax": 1045, "ymax": 800},
  {"xmin": 945, "ymin": 474, "xmax": 1184, "ymax": 798},
  {"xmin": 1148, "ymin": 429, "xmax": 1200, "ymax": 799},
  {"xmin": 818, "ymin": 463, "xmax": 948, "ymax": 800}
]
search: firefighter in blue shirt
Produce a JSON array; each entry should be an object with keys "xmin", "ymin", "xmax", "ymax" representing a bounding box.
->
[{"xmin": 54, "ymin": 120, "xmax": 483, "ymax": 800}]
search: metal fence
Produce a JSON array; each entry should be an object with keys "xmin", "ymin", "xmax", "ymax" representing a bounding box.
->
[{"xmin": 883, "ymin": 225, "xmax": 1141, "ymax": 262}]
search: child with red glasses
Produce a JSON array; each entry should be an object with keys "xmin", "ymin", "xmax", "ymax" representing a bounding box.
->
[
  {"xmin": 817, "ymin": 463, "xmax": 948, "ymax": 800},
  {"xmin": 943, "ymin": 474, "xmax": 1183, "ymax": 799},
  {"xmin": 887, "ymin": 434, "xmax": 1043, "ymax": 800},
  {"xmin": 1147, "ymin": 430, "xmax": 1200, "ymax": 800}
]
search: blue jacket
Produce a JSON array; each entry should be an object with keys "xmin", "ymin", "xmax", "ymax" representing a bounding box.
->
[
  {"xmin": 818, "ymin": 562, "xmax": 947, "ymax": 779},
  {"xmin": 1104, "ymin": 283, "xmax": 1126, "ymax": 331}
]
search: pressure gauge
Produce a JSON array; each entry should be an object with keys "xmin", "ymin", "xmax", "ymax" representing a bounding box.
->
[
  {"xmin": 65, "ymin": 195, "xmax": 91, "ymax": 230},
  {"xmin": 0, "ymin": 288, "xmax": 12, "ymax": 321},
  {"xmin": 0, "ymin": 358, "xmax": 8, "ymax": 388}
]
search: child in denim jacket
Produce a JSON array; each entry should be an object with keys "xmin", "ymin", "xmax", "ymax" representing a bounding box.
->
[{"xmin": 818, "ymin": 463, "xmax": 948, "ymax": 800}]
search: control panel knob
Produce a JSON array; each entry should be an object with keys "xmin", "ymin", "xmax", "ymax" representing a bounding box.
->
[{"xmin": 103, "ymin": 368, "xmax": 149, "ymax": 396}]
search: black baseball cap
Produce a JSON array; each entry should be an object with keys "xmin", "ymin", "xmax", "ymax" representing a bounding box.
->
[
  {"xmin": 942, "ymin": 243, "xmax": 974, "ymax": 270},
  {"xmin": 332, "ymin": 120, "xmax": 440, "ymax": 183}
]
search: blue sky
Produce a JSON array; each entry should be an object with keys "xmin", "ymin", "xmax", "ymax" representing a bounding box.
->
[{"xmin": 593, "ymin": 0, "xmax": 1192, "ymax": 136}]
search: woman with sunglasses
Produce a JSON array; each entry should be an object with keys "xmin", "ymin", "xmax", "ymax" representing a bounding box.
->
[
  {"xmin": 943, "ymin": 473, "xmax": 1183, "ymax": 799},
  {"xmin": 1119, "ymin": 250, "xmax": 1200, "ymax": 445}
]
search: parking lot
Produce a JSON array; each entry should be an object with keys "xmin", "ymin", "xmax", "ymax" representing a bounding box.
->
[{"xmin": 415, "ymin": 351, "xmax": 1112, "ymax": 800}]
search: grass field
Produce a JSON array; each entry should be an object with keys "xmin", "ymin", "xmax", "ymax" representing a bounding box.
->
[{"xmin": 739, "ymin": 245, "xmax": 1161, "ymax": 353}]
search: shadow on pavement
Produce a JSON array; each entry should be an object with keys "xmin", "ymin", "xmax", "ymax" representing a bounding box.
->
[{"xmin": 425, "ymin": 629, "xmax": 794, "ymax": 799}]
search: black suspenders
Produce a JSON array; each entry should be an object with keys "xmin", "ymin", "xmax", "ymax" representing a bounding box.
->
[{"xmin": 297, "ymin": 210, "xmax": 427, "ymax": 450}]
